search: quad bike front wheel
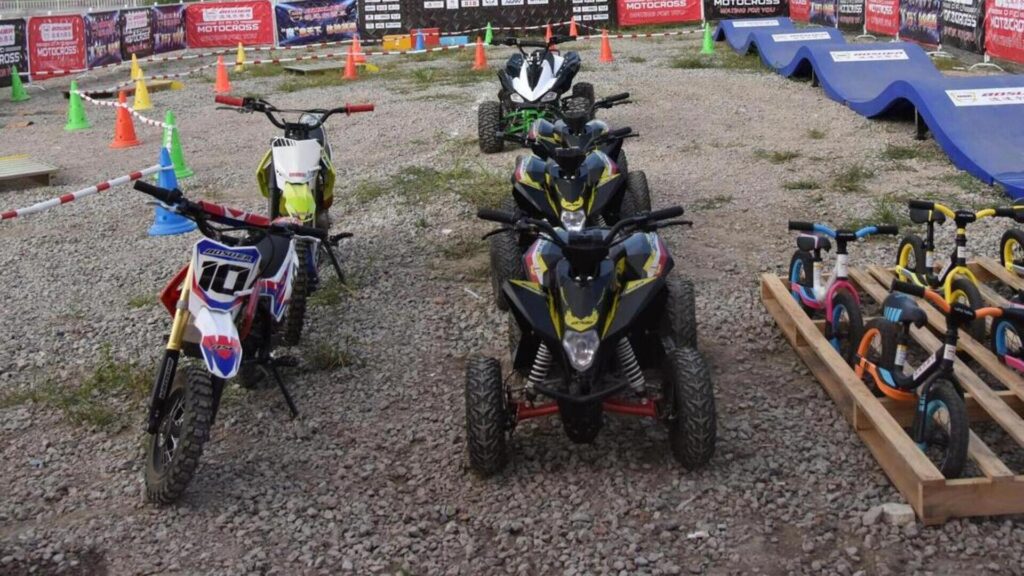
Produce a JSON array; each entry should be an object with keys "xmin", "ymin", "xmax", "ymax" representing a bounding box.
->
[
  {"xmin": 662, "ymin": 276, "xmax": 698, "ymax": 348},
  {"xmin": 662, "ymin": 347, "xmax": 716, "ymax": 469},
  {"xmin": 619, "ymin": 171, "xmax": 652, "ymax": 219},
  {"xmin": 478, "ymin": 101, "xmax": 504, "ymax": 154},
  {"xmin": 145, "ymin": 365, "xmax": 214, "ymax": 504},
  {"xmin": 465, "ymin": 355, "xmax": 510, "ymax": 476},
  {"xmin": 489, "ymin": 197, "xmax": 525, "ymax": 311}
]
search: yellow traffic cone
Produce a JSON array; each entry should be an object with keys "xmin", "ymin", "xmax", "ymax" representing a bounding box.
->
[
  {"xmin": 133, "ymin": 77, "xmax": 151, "ymax": 111},
  {"xmin": 130, "ymin": 53, "xmax": 142, "ymax": 81},
  {"xmin": 235, "ymin": 42, "xmax": 245, "ymax": 73}
]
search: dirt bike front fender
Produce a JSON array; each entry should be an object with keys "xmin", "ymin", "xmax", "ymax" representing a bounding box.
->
[{"xmin": 192, "ymin": 307, "xmax": 243, "ymax": 379}]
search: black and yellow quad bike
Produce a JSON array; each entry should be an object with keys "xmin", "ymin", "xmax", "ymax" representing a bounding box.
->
[
  {"xmin": 489, "ymin": 141, "xmax": 651, "ymax": 310},
  {"xmin": 522, "ymin": 91, "xmax": 635, "ymax": 173},
  {"xmin": 467, "ymin": 207, "xmax": 715, "ymax": 475}
]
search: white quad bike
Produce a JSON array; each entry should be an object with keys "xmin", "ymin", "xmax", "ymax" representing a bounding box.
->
[{"xmin": 478, "ymin": 34, "xmax": 594, "ymax": 154}]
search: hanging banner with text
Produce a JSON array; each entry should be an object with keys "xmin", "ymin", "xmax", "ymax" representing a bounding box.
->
[
  {"xmin": 276, "ymin": 0, "xmax": 358, "ymax": 46},
  {"xmin": 616, "ymin": 0, "xmax": 701, "ymax": 25},
  {"xmin": 900, "ymin": 0, "xmax": 942, "ymax": 45},
  {"xmin": 865, "ymin": 0, "xmax": 900, "ymax": 34},
  {"xmin": 790, "ymin": 0, "xmax": 811, "ymax": 20},
  {"xmin": 120, "ymin": 8, "xmax": 154, "ymax": 59},
  {"xmin": 985, "ymin": 0, "xmax": 1024, "ymax": 62},
  {"xmin": 185, "ymin": 1, "xmax": 275, "ymax": 48},
  {"xmin": 839, "ymin": 0, "xmax": 865, "ymax": 28},
  {"xmin": 0, "ymin": 18, "xmax": 28, "ymax": 88},
  {"xmin": 28, "ymin": 15, "xmax": 85, "ymax": 79},
  {"xmin": 153, "ymin": 4, "xmax": 187, "ymax": 54},
  {"xmin": 704, "ymin": 0, "xmax": 788, "ymax": 20},
  {"xmin": 810, "ymin": 0, "xmax": 838, "ymax": 25},
  {"xmin": 84, "ymin": 10, "xmax": 121, "ymax": 68},
  {"xmin": 396, "ymin": 1, "xmax": 611, "ymax": 38}
]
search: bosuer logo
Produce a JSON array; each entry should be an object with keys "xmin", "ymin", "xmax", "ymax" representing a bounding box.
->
[{"xmin": 40, "ymin": 22, "xmax": 74, "ymax": 42}]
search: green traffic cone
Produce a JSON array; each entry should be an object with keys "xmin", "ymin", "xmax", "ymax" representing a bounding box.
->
[
  {"xmin": 163, "ymin": 110, "xmax": 194, "ymax": 179},
  {"xmin": 10, "ymin": 65, "xmax": 29, "ymax": 102},
  {"xmin": 484, "ymin": 22, "xmax": 493, "ymax": 46},
  {"xmin": 64, "ymin": 81, "xmax": 90, "ymax": 131},
  {"xmin": 701, "ymin": 22, "xmax": 715, "ymax": 55}
]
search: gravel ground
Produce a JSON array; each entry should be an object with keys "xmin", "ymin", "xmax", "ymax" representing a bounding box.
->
[{"xmin": 2, "ymin": 33, "xmax": 1024, "ymax": 575}]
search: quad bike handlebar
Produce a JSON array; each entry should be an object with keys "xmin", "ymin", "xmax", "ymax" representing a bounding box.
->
[
  {"xmin": 214, "ymin": 95, "xmax": 374, "ymax": 131},
  {"xmin": 478, "ymin": 205, "xmax": 688, "ymax": 249}
]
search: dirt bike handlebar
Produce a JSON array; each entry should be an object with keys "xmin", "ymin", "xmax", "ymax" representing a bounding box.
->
[{"xmin": 214, "ymin": 96, "xmax": 373, "ymax": 129}]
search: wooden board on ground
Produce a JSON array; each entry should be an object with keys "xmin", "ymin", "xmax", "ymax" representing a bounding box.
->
[
  {"xmin": 63, "ymin": 80, "xmax": 183, "ymax": 100},
  {"xmin": 0, "ymin": 154, "xmax": 58, "ymax": 188},
  {"xmin": 762, "ymin": 271, "xmax": 1024, "ymax": 525},
  {"xmin": 284, "ymin": 62, "xmax": 344, "ymax": 75}
]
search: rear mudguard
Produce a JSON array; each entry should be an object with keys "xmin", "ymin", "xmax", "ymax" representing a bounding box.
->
[{"xmin": 192, "ymin": 306, "xmax": 244, "ymax": 379}]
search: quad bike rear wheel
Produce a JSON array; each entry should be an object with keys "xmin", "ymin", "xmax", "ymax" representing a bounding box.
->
[
  {"xmin": 465, "ymin": 355, "xmax": 510, "ymax": 476},
  {"xmin": 619, "ymin": 171, "xmax": 652, "ymax": 219},
  {"xmin": 478, "ymin": 101, "xmax": 504, "ymax": 154},
  {"xmin": 489, "ymin": 197, "xmax": 524, "ymax": 311},
  {"xmin": 145, "ymin": 365, "xmax": 214, "ymax": 504},
  {"xmin": 663, "ymin": 277, "xmax": 698, "ymax": 348},
  {"xmin": 663, "ymin": 347, "xmax": 716, "ymax": 469},
  {"xmin": 615, "ymin": 149, "xmax": 629, "ymax": 174}
]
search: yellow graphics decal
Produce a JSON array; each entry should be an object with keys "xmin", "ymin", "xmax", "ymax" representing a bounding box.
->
[
  {"xmin": 510, "ymin": 279, "xmax": 545, "ymax": 295},
  {"xmin": 623, "ymin": 277, "xmax": 658, "ymax": 295},
  {"xmin": 564, "ymin": 309, "xmax": 599, "ymax": 332},
  {"xmin": 561, "ymin": 196, "xmax": 584, "ymax": 211}
]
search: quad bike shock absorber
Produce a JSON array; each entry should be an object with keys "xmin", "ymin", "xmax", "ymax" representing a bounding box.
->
[
  {"xmin": 527, "ymin": 343, "xmax": 554, "ymax": 398},
  {"xmin": 616, "ymin": 337, "xmax": 645, "ymax": 394}
]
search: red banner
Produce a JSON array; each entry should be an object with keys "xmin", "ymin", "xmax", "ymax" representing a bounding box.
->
[
  {"xmin": 986, "ymin": 0, "xmax": 1024, "ymax": 63},
  {"xmin": 616, "ymin": 0, "xmax": 702, "ymax": 25},
  {"xmin": 790, "ymin": 0, "xmax": 811, "ymax": 21},
  {"xmin": 185, "ymin": 0, "xmax": 274, "ymax": 48},
  {"xmin": 865, "ymin": 0, "xmax": 899, "ymax": 35},
  {"xmin": 27, "ymin": 15, "xmax": 85, "ymax": 79}
]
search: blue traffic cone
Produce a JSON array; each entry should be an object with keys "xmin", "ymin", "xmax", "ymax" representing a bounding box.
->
[
  {"xmin": 148, "ymin": 147, "xmax": 197, "ymax": 236},
  {"xmin": 415, "ymin": 30, "xmax": 425, "ymax": 51}
]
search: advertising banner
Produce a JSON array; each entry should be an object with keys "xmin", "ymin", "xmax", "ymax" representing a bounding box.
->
[
  {"xmin": 84, "ymin": 10, "xmax": 121, "ymax": 68},
  {"xmin": 865, "ymin": 0, "xmax": 900, "ymax": 34},
  {"xmin": 839, "ymin": 0, "xmax": 865, "ymax": 28},
  {"xmin": 276, "ymin": 0, "xmax": 358, "ymax": 46},
  {"xmin": 120, "ymin": 8, "xmax": 154, "ymax": 59},
  {"xmin": 790, "ymin": 0, "xmax": 812, "ymax": 20},
  {"xmin": 360, "ymin": 0, "xmax": 401, "ymax": 36},
  {"xmin": 616, "ymin": 0, "xmax": 701, "ymax": 25},
  {"xmin": 397, "ymin": 0, "xmax": 611, "ymax": 37},
  {"xmin": 28, "ymin": 15, "xmax": 85, "ymax": 78},
  {"xmin": 900, "ymin": 0, "xmax": 942, "ymax": 45},
  {"xmin": 153, "ymin": 4, "xmax": 187, "ymax": 54},
  {"xmin": 810, "ymin": 0, "xmax": 838, "ymax": 25},
  {"xmin": 704, "ymin": 0, "xmax": 788, "ymax": 20},
  {"xmin": 185, "ymin": 1, "xmax": 275, "ymax": 48},
  {"xmin": 985, "ymin": 0, "xmax": 1024, "ymax": 62},
  {"xmin": 572, "ymin": 0, "xmax": 614, "ymax": 25},
  {"xmin": 0, "ymin": 19, "xmax": 28, "ymax": 88}
]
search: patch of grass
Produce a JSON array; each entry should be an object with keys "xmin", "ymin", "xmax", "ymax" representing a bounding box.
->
[
  {"xmin": 353, "ymin": 162, "xmax": 506, "ymax": 208},
  {"xmin": 669, "ymin": 50, "xmax": 763, "ymax": 71},
  {"xmin": 441, "ymin": 235, "xmax": 487, "ymax": 259},
  {"xmin": 0, "ymin": 348, "xmax": 150, "ymax": 429},
  {"xmin": 879, "ymin": 143, "xmax": 943, "ymax": 162},
  {"xmin": 938, "ymin": 171, "xmax": 990, "ymax": 195},
  {"xmin": 848, "ymin": 194, "xmax": 912, "ymax": 231},
  {"xmin": 831, "ymin": 163, "xmax": 876, "ymax": 194},
  {"xmin": 304, "ymin": 340, "xmax": 359, "ymax": 372},
  {"xmin": 278, "ymin": 73, "xmax": 347, "ymax": 93},
  {"xmin": 807, "ymin": 128, "xmax": 826, "ymax": 140},
  {"xmin": 628, "ymin": 56, "xmax": 647, "ymax": 63},
  {"xmin": 392, "ymin": 65, "xmax": 491, "ymax": 90},
  {"xmin": 690, "ymin": 194, "xmax": 733, "ymax": 211},
  {"xmin": 241, "ymin": 63, "xmax": 285, "ymax": 78},
  {"xmin": 127, "ymin": 294, "xmax": 155, "ymax": 309},
  {"xmin": 931, "ymin": 56, "xmax": 963, "ymax": 71},
  {"xmin": 754, "ymin": 149, "xmax": 801, "ymax": 164},
  {"xmin": 309, "ymin": 276, "xmax": 350, "ymax": 307},
  {"xmin": 783, "ymin": 179, "xmax": 822, "ymax": 191}
]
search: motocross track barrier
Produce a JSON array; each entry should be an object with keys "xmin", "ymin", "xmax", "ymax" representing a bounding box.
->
[
  {"xmin": 761, "ymin": 268, "xmax": 1024, "ymax": 525},
  {"xmin": 716, "ymin": 19, "xmax": 1024, "ymax": 200},
  {"xmin": 712, "ymin": 18, "xmax": 795, "ymax": 53}
]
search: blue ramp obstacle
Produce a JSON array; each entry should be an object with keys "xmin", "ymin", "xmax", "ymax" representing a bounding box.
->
[
  {"xmin": 712, "ymin": 18, "xmax": 794, "ymax": 54},
  {"xmin": 748, "ymin": 28, "xmax": 846, "ymax": 70}
]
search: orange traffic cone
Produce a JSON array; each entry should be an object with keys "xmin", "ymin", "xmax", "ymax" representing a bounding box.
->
[
  {"xmin": 110, "ymin": 91, "xmax": 140, "ymax": 149},
  {"xmin": 599, "ymin": 29, "xmax": 614, "ymax": 63},
  {"xmin": 214, "ymin": 56, "xmax": 231, "ymax": 94},
  {"xmin": 473, "ymin": 36, "xmax": 487, "ymax": 71},
  {"xmin": 569, "ymin": 18, "xmax": 578, "ymax": 38},
  {"xmin": 545, "ymin": 23, "xmax": 553, "ymax": 43},
  {"xmin": 343, "ymin": 44, "xmax": 358, "ymax": 80},
  {"xmin": 353, "ymin": 34, "xmax": 366, "ymax": 64}
]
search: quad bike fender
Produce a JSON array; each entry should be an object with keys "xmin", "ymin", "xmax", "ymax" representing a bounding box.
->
[
  {"xmin": 603, "ymin": 276, "xmax": 666, "ymax": 341},
  {"xmin": 586, "ymin": 152, "xmax": 623, "ymax": 217},
  {"xmin": 192, "ymin": 306, "xmax": 244, "ymax": 379},
  {"xmin": 505, "ymin": 280, "xmax": 560, "ymax": 342}
]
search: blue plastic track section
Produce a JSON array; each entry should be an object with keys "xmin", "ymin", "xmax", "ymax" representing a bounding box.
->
[
  {"xmin": 712, "ymin": 17, "xmax": 794, "ymax": 54},
  {"xmin": 716, "ymin": 19, "xmax": 1024, "ymax": 200},
  {"xmin": 749, "ymin": 28, "xmax": 847, "ymax": 70}
]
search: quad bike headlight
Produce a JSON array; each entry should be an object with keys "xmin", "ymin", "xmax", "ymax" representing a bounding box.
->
[
  {"xmin": 563, "ymin": 329, "xmax": 600, "ymax": 371},
  {"xmin": 510, "ymin": 93, "xmax": 525, "ymax": 103},
  {"xmin": 541, "ymin": 91, "xmax": 558, "ymax": 103},
  {"xmin": 561, "ymin": 209, "xmax": 586, "ymax": 232}
]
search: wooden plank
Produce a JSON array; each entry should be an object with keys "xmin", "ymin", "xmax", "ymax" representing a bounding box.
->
[
  {"xmin": 761, "ymin": 275, "xmax": 942, "ymax": 518},
  {"xmin": 879, "ymin": 390, "xmax": 1024, "ymax": 425},
  {"xmin": 973, "ymin": 256, "xmax": 1024, "ymax": 293},
  {"xmin": 284, "ymin": 62, "xmax": 345, "ymax": 74},
  {"xmin": 968, "ymin": 431, "xmax": 1015, "ymax": 478},
  {"xmin": 0, "ymin": 154, "xmax": 58, "ymax": 185},
  {"xmin": 919, "ymin": 476, "xmax": 1024, "ymax": 525}
]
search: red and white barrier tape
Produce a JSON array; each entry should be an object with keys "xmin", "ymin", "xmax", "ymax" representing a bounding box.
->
[
  {"xmin": 1, "ymin": 163, "xmax": 163, "ymax": 221},
  {"xmin": 74, "ymin": 90, "xmax": 170, "ymax": 130}
]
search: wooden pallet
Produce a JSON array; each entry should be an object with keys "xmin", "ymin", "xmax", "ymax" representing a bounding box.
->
[
  {"xmin": 0, "ymin": 154, "xmax": 58, "ymax": 187},
  {"xmin": 762, "ymin": 272, "xmax": 1024, "ymax": 525}
]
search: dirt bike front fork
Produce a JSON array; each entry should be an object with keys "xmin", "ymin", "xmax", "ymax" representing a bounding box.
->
[{"xmin": 146, "ymin": 267, "xmax": 194, "ymax": 434}]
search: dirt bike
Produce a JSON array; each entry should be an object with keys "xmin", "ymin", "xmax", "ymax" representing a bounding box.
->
[
  {"xmin": 135, "ymin": 180, "xmax": 331, "ymax": 504},
  {"xmin": 854, "ymin": 280, "xmax": 1010, "ymax": 478},
  {"xmin": 214, "ymin": 94, "xmax": 373, "ymax": 344},
  {"xmin": 478, "ymin": 35, "xmax": 593, "ymax": 154},
  {"xmin": 466, "ymin": 206, "xmax": 715, "ymax": 476},
  {"xmin": 787, "ymin": 221, "xmax": 899, "ymax": 362}
]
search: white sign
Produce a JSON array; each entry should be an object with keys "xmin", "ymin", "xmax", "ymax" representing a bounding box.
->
[
  {"xmin": 202, "ymin": 7, "xmax": 253, "ymax": 22},
  {"xmin": 40, "ymin": 22, "xmax": 74, "ymax": 42},
  {"xmin": 771, "ymin": 31, "xmax": 832, "ymax": 42},
  {"xmin": 0, "ymin": 24, "xmax": 14, "ymax": 47},
  {"xmin": 946, "ymin": 87, "xmax": 1024, "ymax": 107},
  {"xmin": 830, "ymin": 49, "xmax": 909, "ymax": 62},
  {"xmin": 733, "ymin": 19, "xmax": 780, "ymax": 27}
]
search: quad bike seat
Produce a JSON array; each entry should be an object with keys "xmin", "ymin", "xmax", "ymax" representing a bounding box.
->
[
  {"xmin": 255, "ymin": 233, "xmax": 294, "ymax": 278},
  {"xmin": 797, "ymin": 234, "xmax": 831, "ymax": 252},
  {"xmin": 881, "ymin": 293, "xmax": 927, "ymax": 327},
  {"xmin": 909, "ymin": 207, "xmax": 946, "ymax": 225}
]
